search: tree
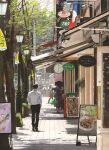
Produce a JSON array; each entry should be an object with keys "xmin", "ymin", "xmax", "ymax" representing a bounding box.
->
[
  {"xmin": 0, "ymin": 0, "xmax": 16, "ymax": 149},
  {"xmin": 9, "ymin": 0, "xmax": 55, "ymax": 107},
  {"xmin": 0, "ymin": 0, "xmax": 55, "ymax": 149}
]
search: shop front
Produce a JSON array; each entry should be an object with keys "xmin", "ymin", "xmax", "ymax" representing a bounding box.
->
[
  {"xmin": 97, "ymin": 46, "xmax": 109, "ymax": 150},
  {"xmin": 30, "ymin": 29, "xmax": 109, "ymax": 150}
]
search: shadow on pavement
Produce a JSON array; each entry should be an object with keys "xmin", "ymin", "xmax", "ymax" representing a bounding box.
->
[{"xmin": 13, "ymin": 143, "xmax": 96, "ymax": 150}]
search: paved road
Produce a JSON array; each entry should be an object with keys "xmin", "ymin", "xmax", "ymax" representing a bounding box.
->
[{"xmin": 12, "ymin": 97, "xmax": 96, "ymax": 150}]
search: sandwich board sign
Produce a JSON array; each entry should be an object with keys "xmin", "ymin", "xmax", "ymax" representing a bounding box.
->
[
  {"xmin": 76, "ymin": 105, "xmax": 97, "ymax": 145},
  {"xmin": 0, "ymin": 29, "xmax": 7, "ymax": 51},
  {"xmin": 0, "ymin": 103, "xmax": 12, "ymax": 133}
]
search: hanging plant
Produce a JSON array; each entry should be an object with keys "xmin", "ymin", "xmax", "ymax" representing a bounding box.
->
[{"xmin": 75, "ymin": 78, "xmax": 85, "ymax": 89}]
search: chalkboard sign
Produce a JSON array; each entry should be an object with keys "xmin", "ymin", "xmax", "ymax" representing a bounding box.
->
[
  {"xmin": 0, "ymin": 103, "xmax": 11, "ymax": 134},
  {"xmin": 78, "ymin": 55, "xmax": 96, "ymax": 67},
  {"xmin": 76, "ymin": 105, "xmax": 97, "ymax": 145}
]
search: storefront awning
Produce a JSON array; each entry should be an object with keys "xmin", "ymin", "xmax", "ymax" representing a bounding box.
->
[
  {"xmin": 31, "ymin": 40, "xmax": 94, "ymax": 66},
  {"xmin": 59, "ymin": 42, "xmax": 94, "ymax": 60}
]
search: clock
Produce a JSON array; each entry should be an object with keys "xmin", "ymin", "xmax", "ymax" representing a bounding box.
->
[{"xmin": 54, "ymin": 63, "xmax": 63, "ymax": 73}]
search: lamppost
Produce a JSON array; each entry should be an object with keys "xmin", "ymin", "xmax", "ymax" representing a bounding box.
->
[
  {"xmin": 16, "ymin": 34, "xmax": 24, "ymax": 113},
  {"xmin": 23, "ymin": 48, "xmax": 30, "ymax": 98}
]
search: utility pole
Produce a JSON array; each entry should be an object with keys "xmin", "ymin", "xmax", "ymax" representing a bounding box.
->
[
  {"xmin": 32, "ymin": 19, "xmax": 36, "ymax": 56},
  {"xmin": 32, "ymin": 19, "xmax": 36, "ymax": 85}
]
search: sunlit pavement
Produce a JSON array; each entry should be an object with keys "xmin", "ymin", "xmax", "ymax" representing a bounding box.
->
[{"xmin": 12, "ymin": 97, "xmax": 96, "ymax": 150}]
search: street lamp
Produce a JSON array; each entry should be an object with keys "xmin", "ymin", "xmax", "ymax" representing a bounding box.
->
[
  {"xmin": 0, "ymin": 1, "xmax": 8, "ymax": 16},
  {"xmin": 23, "ymin": 49, "xmax": 29, "ymax": 55},
  {"xmin": 16, "ymin": 34, "xmax": 24, "ymax": 113},
  {"xmin": 16, "ymin": 35, "xmax": 24, "ymax": 43}
]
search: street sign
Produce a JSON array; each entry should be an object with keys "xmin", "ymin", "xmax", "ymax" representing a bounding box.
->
[
  {"xmin": 0, "ymin": 29, "xmax": 7, "ymax": 51},
  {"xmin": 78, "ymin": 55, "xmax": 96, "ymax": 67},
  {"xmin": 63, "ymin": 63, "xmax": 75, "ymax": 70}
]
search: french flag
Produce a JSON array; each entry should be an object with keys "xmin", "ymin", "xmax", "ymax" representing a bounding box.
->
[{"xmin": 68, "ymin": 1, "xmax": 78, "ymax": 29}]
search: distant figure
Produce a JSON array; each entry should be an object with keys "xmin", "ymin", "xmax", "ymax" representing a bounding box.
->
[
  {"xmin": 27, "ymin": 84, "xmax": 42, "ymax": 132},
  {"xmin": 54, "ymin": 81, "xmax": 63, "ymax": 113}
]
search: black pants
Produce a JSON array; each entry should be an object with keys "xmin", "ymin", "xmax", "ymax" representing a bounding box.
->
[{"xmin": 31, "ymin": 104, "xmax": 41, "ymax": 128}]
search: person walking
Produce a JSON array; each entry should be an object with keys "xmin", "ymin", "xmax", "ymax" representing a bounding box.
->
[{"xmin": 27, "ymin": 84, "xmax": 42, "ymax": 132}]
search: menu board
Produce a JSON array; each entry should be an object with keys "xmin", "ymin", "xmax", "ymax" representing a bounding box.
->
[
  {"xmin": 76, "ymin": 105, "xmax": 97, "ymax": 145},
  {"xmin": 77, "ymin": 105, "xmax": 97, "ymax": 136},
  {"xmin": 0, "ymin": 103, "xmax": 11, "ymax": 133},
  {"xmin": 66, "ymin": 97, "xmax": 78, "ymax": 117}
]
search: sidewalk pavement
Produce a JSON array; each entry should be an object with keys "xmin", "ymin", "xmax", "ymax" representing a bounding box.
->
[{"xmin": 12, "ymin": 97, "xmax": 96, "ymax": 150}]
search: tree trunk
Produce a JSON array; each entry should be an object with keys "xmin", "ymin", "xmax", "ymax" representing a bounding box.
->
[
  {"xmin": 16, "ymin": 62, "xmax": 22, "ymax": 113},
  {"xmin": 21, "ymin": 57, "xmax": 29, "ymax": 103},
  {"xmin": 0, "ymin": 0, "xmax": 16, "ymax": 149},
  {"xmin": 4, "ymin": 58, "xmax": 16, "ymax": 133},
  {"xmin": 0, "ymin": 135, "xmax": 10, "ymax": 150},
  {"xmin": 0, "ymin": 53, "xmax": 10, "ymax": 149},
  {"xmin": 0, "ymin": 53, "xmax": 5, "ymax": 102}
]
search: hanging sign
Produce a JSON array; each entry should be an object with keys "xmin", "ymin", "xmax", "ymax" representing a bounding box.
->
[
  {"xmin": 78, "ymin": 55, "xmax": 96, "ymax": 67},
  {"xmin": 54, "ymin": 63, "xmax": 63, "ymax": 73},
  {"xmin": 0, "ymin": 29, "xmax": 7, "ymax": 51},
  {"xmin": 60, "ymin": 19, "xmax": 70, "ymax": 29},
  {"xmin": 63, "ymin": 63, "xmax": 75, "ymax": 70},
  {"xmin": 58, "ymin": 10, "xmax": 70, "ymax": 18}
]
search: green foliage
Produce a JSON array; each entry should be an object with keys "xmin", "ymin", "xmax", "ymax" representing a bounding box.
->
[
  {"xmin": 22, "ymin": 103, "xmax": 30, "ymax": 117},
  {"xmin": 16, "ymin": 113, "xmax": 23, "ymax": 127},
  {"xmin": 9, "ymin": 0, "xmax": 55, "ymax": 36},
  {"xmin": 75, "ymin": 78, "xmax": 85, "ymax": 88},
  {"xmin": 22, "ymin": 103, "xmax": 30, "ymax": 109}
]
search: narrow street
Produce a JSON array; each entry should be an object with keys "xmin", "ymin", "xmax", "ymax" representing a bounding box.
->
[{"xmin": 12, "ymin": 97, "xmax": 96, "ymax": 150}]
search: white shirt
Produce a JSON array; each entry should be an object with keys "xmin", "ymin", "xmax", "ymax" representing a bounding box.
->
[{"xmin": 27, "ymin": 89, "xmax": 42, "ymax": 105}]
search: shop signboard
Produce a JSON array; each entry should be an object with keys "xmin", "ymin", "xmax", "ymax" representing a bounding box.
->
[
  {"xmin": 66, "ymin": 97, "xmax": 78, "ymax": 117},
  {"xmin": 0, "ymin": 103, "xmax": 11, "ymax": 133},
  {"xmin": 78, "ymin": 55, "xmax": 96, "ymax": 67},
  {"xmin": 76, "ymin": 105, "xmax": 97, "ymax": 145},
  {"xmin": 59, "ymin": 19, "xmax": 70, "ymax": 29},
  {"xmin": 63, "ymin": 63, "xmax": 75, "ymax": 70}
]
